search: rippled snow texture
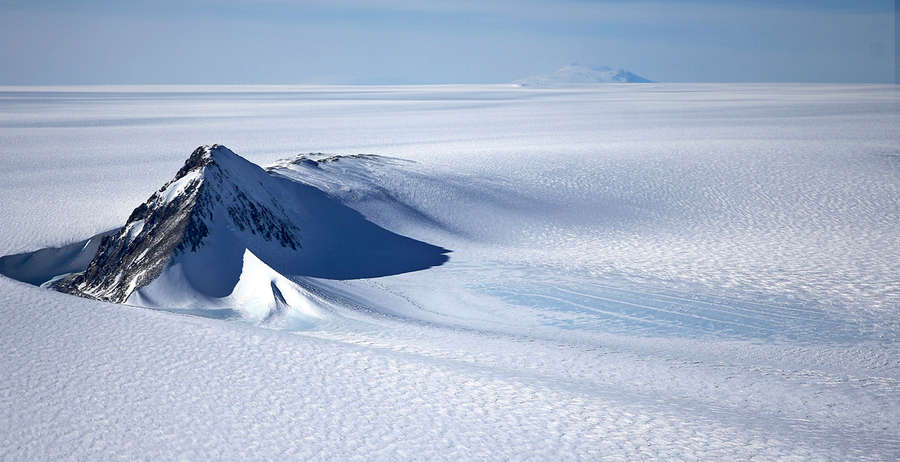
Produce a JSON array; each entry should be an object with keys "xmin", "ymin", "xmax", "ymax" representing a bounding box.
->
[{"xmin": 1, "ymin": 84, "xmax": 899, "ymax": 460}]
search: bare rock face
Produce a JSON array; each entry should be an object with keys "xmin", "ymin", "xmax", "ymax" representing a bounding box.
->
[
  {"xmin": 47, "ymin": 144, "xmax": 450, "ymax": 309},
  {"xmin": 53, "ymin": 145, "xmax": 302, "ymax": 303}
]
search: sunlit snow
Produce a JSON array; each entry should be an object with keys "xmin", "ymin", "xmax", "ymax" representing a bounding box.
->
[{"xmin": 1, "ymin": 83, "xmax": 898, "ymax": 460}]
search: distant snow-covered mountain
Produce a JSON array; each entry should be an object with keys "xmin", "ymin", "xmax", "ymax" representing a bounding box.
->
[{"xmin": 514, "ymin": 64, "xmax": 653, "ymax": 87}]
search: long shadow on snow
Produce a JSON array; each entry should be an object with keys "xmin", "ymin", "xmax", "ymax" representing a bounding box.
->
[
  {"xmin": 0, "ymin": 179, "xmax": 450, "ymax": 288},
  {"xmin": 254, "ymin": 175, "xmax": 450, "ymax": 280}
]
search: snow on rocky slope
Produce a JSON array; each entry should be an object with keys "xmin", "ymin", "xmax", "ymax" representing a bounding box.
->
[{"xmin": 34, "ymin": 145, "xmax": 448, "ymax": 324}]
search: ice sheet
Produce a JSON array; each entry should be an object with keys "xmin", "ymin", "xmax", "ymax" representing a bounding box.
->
[{"xmin": 1, "ymin": 84, "xmax": 898, "ymax": 459}]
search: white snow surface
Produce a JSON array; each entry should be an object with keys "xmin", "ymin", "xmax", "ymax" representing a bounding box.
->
[
  {"xmin": 1, "ymin": 83, "xmax": 899, "ymax": 460},
  {"xmin": 127, "ymin": 248, "xmax": 326, "ymax": 326}
]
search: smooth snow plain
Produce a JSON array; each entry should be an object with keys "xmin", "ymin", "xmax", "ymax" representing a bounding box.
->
[{"xmin": 1, "ymin": 83, "xmax": 899, "ymax": 460}]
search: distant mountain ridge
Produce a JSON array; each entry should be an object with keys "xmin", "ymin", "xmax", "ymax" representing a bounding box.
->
[{"xmin": 515, "ymin": 64, "xmax": 653, "ymax": 87}]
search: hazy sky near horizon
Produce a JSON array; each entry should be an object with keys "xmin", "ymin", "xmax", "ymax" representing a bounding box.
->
[{"xmin": 0, "ymin": 0, "xmax": 896, "ymax": 84}]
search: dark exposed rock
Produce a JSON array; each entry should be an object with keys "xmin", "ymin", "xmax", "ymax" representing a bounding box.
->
[
  {"xmin": 52, "ymin": 144, "xmax": 303, "ymax": 303},
  {"xmin": 174, "ymin": 145, "xmax": 216, "ymax": 181}
]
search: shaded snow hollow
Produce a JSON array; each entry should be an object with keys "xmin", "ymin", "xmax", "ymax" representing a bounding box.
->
[{"xmin": 14, "ymin": 145, "xmax": 449, "ymax": 323}]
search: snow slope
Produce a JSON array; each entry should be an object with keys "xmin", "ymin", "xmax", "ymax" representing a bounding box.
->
[
  {"xmin": 1, "ymin": 84, "xmax": 899, "ymax": 459},
  {"xmin": 33, "ymin": 144, "xmax": 447, "ymax": 323},
  {"xmin": 0, "ymin": 229, "xmax": 116, "ymax": 286},
  {"xmin": 11, "ymin": 275, "xmax": 898, "ymax": 460}
]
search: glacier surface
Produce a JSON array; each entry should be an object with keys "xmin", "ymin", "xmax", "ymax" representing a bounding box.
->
[{"xmin": 1, "ymin": 83, "xmax": 899, "ymax": 460}]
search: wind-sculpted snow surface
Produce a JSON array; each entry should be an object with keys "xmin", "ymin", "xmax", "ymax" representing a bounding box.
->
[{"xmin": 1, "ymin": 84, "xmax": 899, "ymax": 459}]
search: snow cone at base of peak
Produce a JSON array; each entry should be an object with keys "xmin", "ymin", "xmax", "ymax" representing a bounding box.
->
[
  {"xmin": 48, "ymin": 144, "xmax": 449, "ymax": 321},
  {"xmin": 52, "ymin": 144, "xmax": 303, "ymax": 303}
]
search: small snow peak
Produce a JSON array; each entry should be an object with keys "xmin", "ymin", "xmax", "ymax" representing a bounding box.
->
[
  {"xmin": 174, "ymin": 145, "xmax": 215, "ymax": 181},
  {"xmin": 206, "ymin": 144, "xmax": 238, "ymax": 159},
  {"xmin": 515, "ymin": 64, "xmax": 652, "ymax": 87},
  {"xmin": 173, "ymin": 144, "xmax": 240, "ymax": 182}
]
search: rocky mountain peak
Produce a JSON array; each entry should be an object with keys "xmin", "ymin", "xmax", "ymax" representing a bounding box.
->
[{"xmin": 53, "ymin": 144, "xmax": 302, "ymax": 302}]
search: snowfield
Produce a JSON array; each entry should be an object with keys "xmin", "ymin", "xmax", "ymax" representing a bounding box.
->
[{"xmin": 1, "ymin": 84, "xmax": 899, "ymax": 460}]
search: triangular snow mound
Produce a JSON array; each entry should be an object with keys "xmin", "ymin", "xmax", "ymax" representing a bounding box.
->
[
  {"xmin": 514, "ymin": 63, "xmax": 652, "ymax": 87},
  {"xmin": 51, "ymin": 144, "xmax": 449, "ymax": 319},
  {"xmin": 127, "ymin": 248, "xmax": 325, "ymax": 325}
]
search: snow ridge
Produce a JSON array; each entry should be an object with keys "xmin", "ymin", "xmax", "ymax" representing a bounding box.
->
[
  {"xmin": 45, "ymin": 145, "xmax": 449, "ymax": 324},
  {"xmin": 52, "ymin": 145, "xmax": 302, "ymax": 303}
]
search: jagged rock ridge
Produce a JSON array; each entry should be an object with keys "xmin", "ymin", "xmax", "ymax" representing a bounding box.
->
[
  {"xmin": 53, "ymin": 145, "xmax": 302, "ymax": 303},
  {"xmin": 46, "ymin": 145, "xmax": 450, "ymax": 315}
]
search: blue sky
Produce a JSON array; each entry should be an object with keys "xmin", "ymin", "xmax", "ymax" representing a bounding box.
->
[{"xmin": 0, "ymin": 0, "xmax": 896, "ymax": 84}]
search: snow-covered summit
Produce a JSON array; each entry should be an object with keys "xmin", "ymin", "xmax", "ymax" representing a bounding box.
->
[
  {"xmin": 514, "ymin": 63, "xmax": 652, "ymax": 87},
  {"xmin": 50, "ymin": 145, "xmax": 449, "ymax": 322},
  {"xmin": 53, "ymin": 144, "xmax": 302, "ymax": 305}
]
